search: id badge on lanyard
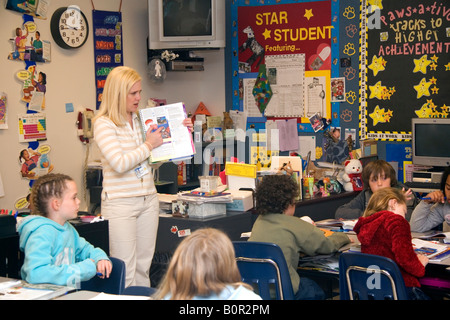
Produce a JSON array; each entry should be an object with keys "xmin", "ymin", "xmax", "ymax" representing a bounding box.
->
[{"xmin": 135, "ymin": 164, "xmax": 149, "ymax": 180}]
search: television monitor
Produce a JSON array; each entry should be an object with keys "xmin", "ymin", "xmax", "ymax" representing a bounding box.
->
[
  {"xmin": 148, "ymin": 0, "xmax": 226, "ymax": 50},
  {"xmin": 411, "ymin": 118, "xmax": 450, "ymax": 168}
]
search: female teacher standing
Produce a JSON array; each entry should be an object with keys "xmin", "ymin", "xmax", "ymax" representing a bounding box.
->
[{"xmin": 93, "ymin": 66, "xmax": 191, "ymax": 287}]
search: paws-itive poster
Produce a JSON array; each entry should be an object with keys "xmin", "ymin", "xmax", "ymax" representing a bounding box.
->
[{"xmin": 362, "ymin": 0, "xmax": 450, "ymax": 141}]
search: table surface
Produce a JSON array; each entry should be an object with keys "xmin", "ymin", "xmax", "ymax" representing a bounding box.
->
[
  {"xmin": 56, "ymin": 290, "xmax": 150, "ymax": 300},
  {"xmin": 0, "ymin": 277, "xmax": 75, "ymax": 300},
  {"xmin": 1, "ymin": 278, "xmax": 150, "ymax": 300}
]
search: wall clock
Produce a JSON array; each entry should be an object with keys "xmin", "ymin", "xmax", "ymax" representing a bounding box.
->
[{"xmin": 50, "ymin": 6, "xmax": 89, "ymax": 49}]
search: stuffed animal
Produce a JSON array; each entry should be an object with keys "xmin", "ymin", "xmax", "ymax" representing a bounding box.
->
[{"xmin": 341, "ymin": 159, "xmax": 363, "ymax": 192}]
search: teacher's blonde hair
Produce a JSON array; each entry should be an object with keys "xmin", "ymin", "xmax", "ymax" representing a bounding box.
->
[
  {"xmin": 93, "ymin": 66, "xmax": 142, "ymax": 126},
  {"xmin": 154, "ymin": 228, "xmax": 250, "ymax": 300}
]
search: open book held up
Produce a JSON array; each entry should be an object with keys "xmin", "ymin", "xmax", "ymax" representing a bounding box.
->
[{"xmin": 139, "ymin": 102, "xmax": 195, "ymax": 163}]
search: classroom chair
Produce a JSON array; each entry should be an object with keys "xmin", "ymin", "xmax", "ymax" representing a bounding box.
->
[
  {"xmin": 122, "ymin": 286, "xmax": 156, "ymax": 297},
  {"xmin": 338, "ymin": 252, "xmax": 409, "ymax": 300},
  {"xmin": 233, "ymin": 241, "xmax": 294, "ymax": 300},
  {"xmin": 80, "ymin": 257, "xmax": 126, "ymax": 295}
]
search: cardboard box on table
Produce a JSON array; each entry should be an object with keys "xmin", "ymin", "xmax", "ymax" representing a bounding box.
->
[{"xmin": 224, "ymin": 162, "xmax": 257, "ymax": 211}]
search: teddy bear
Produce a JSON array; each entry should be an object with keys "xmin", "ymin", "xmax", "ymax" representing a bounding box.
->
[{"xmin": 341, "ymin": 159, "xmax": 363, "ymax": 192}]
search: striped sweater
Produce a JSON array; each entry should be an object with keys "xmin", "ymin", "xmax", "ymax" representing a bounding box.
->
[{"xmin": 93, "ymin": 114, "xmax": 156, "ymax": 200}]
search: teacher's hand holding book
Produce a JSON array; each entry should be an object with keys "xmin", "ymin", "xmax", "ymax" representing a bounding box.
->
[
  {"xmin": 182, "ymin": 117, "xmax": 193, "ymax": 132},
  {"xmin": 145, "ymin": 125, "xmax": 163, "ymax": 151}
]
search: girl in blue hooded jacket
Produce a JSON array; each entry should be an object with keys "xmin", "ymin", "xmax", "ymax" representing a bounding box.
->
[{"xmin": 18, "ymin": 173, "xmax": 111, "ymax": 287}]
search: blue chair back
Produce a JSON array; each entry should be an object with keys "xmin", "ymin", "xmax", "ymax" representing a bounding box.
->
[
  {"xmin": 122, "ymin": 286, "xmax": 156, "ymax": 297},
  {"xmin": 339, "ymin": 252, "xmax": 409, "ymax": 300},
  {"xmin": 233, "ymin": 241, "xmax": 294, "ymax": 300},
  {"xmin": 80, "ymin": 257, "xmax": 126, "ymax": 295}
]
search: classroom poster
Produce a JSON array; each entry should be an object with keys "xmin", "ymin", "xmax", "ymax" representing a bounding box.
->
[
  {"xmin": 18, "ymin": 112, "xmax": 47, "ymax": 142},
  {"xmin": 92, "ymin": 10, "xmax": 123, "ymax": 109},
  {"xmin": 361, "ymin": 0, "xmax": 450, "ymax": 141},
  {"xmin": 5, "ymin": 0, "xmax": 50, "ymax": 19},
  {"xmin": 17, "ymin": 64, "xmax": 47, "ymax": 111},
  {"xmin": 7, "ymin": 18, "xmax": 51, "ymax": 63},
  {"xmin": 18, "ymin": 144, "xmax": 53, "ymax": 180}
]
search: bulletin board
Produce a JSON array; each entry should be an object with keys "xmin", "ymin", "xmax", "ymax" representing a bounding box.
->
[
  {"xmin": 229, "ymin": 0, "xmax": 340, "ymax": 133},
  {"xmin": 227, "ymin": 0, "xmax": 365, "ymax": 164},
  {"xmin": 361, "ymin": 0, "xmax": 450, "ymax": 141}
]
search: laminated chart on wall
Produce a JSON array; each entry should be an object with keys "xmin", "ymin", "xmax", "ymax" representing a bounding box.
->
[
  {"xmin": 18, "ymin": 113, "xmax": 46, "ymax": 142},
  {"xmin": 361, "ymin": 0, "xmax": 450, "ymax": 141}
]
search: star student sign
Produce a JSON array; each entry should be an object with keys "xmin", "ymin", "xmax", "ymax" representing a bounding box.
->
[{"xmin": 238, "ymin": 1, "xmax": 332, "ymax": 71}]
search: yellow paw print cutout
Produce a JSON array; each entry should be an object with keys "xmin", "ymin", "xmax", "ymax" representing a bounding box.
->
[
  {"xmin": 346, "ymin": 91, "xmax": 357, "ymax": 104},
  {"xmin": 343, "ymin": 6, "xmax": 356, "ymax": 19},
  {"xmin": 343, "ymin": 43, "xmax": 356, "ymax": 56}
]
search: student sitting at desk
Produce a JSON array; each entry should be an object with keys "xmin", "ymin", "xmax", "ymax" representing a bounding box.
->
[
  {"xmin": 410, "ymin": 166, "xmax": 450, "ymax": 233},
  {"xmin": 249, "ymin": 174, "xmax": 351, "ymax": 300},
  {"xmin": 335, "ymin": 160, "xmax": 418, "ymax": 220},
  {"xmin": 18, "ymin": 173, "xmax": 112, "ymax": 287},
  {"xmin": 153, "ymin": 228, "xmax": 261, "ymax": 300},
  {"xmin": 354, "ymin": 187, "xmax": 429, "ymax": 300}
]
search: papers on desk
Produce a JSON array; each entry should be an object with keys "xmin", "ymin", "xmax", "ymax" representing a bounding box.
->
[
  {"xmin": 0, "ymin": 280, "xmax": 21, "ymax": 291},
  {"xmin": 412, "ymin": 238, "xmax": 450, "ymax": 261},
  {"xmin": 418, "ymin": 231, "xmax": 450, "ymax": 244},
  {"xmin": 298, "ymin": 255, "xmax": 339, "ymax": 274},
  {"xmin": 0, "ymin": 280, "xmax": 73, "ymax": 300},
  {"xmin": 158, "ymin": 189, "xmax": 233, "ymax": 207},
  {"xmin": 157, "ymin": 193, "xmax": 177, "ymax": 212},
  {"xmin": 177, "ymin": 191, "xmax": 233, "ymax": 204},
  {"xmin": 315, "ymin": 219, "xmax": 357, "ymax": 231},
  {"xmin": 90, "ymin": 292, "xmax": 150, "ymax": 300},
  {"xmin": 429, "ymin": 248, "xmax": 450, "ymax": 262},
  {"xmin": 158, "ymin": 190, "xmax": 233, "ymax": 218}
]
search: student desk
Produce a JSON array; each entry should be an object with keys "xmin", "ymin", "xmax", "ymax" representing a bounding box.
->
[
  {"xmin": 155, "ymin": 211, "xmax": 254, "ymax": 253},
  {"xmin": 153, "ymin": 191, "xmax": 359, "ymax": 254}
]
